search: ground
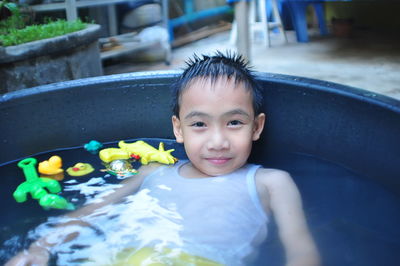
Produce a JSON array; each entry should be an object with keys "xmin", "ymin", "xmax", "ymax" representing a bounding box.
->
[{"xmin": 104, "ymin": 29, "xmax": 400, "ymax": 101}]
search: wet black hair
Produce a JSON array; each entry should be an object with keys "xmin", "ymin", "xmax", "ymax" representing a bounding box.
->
[{"xmin": 171, "ymin": 51, "xmax": 263, "ymax": 118}]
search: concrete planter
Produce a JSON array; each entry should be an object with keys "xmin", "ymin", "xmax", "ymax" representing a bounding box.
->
[{"xmin": 0, "ymin": 24, "xmax": 103, "ymax": 93}]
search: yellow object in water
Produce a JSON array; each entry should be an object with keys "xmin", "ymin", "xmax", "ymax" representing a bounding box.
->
[
  {"xmin": 118, "ymin": 140, "xmax": 177, "ymax": 165},
  {"xmin": 38, "ymin": 155, "xmax": 63, "ymax": 175},
  {"xmin": 66, "ymin": 163, "xmax": 94, "ymax": 176},
  {"xmin": 111, "ymin": 247, "xmax": 223, "ymax": 266},
  {"xmin": 38, "ymin": 155, "xmax": 65, "ymax": 180},
  {"xmin": 99, "ymin": 148, "xmax": 130, "ymax": 163}
]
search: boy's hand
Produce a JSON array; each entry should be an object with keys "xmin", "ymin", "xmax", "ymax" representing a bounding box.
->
[{"xmin": 5, "ymin": 242, "xmax": 50, "ymax": 266}]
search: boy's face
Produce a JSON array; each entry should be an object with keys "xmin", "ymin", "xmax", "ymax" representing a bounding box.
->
[{"xmin": 172, "ymin": 77, "xmax": 265, "ymax": 177}]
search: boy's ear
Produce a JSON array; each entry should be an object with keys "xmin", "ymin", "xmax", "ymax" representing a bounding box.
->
[
  {"xmin": 252, "ymin": 113, "xmax": 266, "ymax": 141},
  {"xmin": 172, "ymin": 115, "xmax": 184, "ymax": 143}
]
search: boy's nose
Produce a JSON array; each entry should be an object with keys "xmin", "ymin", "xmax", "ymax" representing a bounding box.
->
[{"xmin": 207, "ymin": 129, "xmax": 230, "ymax": 151}]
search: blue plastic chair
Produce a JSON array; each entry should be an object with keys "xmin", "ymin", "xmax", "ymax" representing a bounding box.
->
[{"xmin": 281, "ymin": 0, "xmax": 328, "ymax": 42}]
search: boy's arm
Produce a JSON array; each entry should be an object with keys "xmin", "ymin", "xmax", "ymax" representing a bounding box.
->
[
  {"xmin": 66, "ymin": 163, "xmax": 160, "ymax": 219},
  {"xmin": 259, "ymin": 169, "xmax": 320, "ymax": 266},
  {"xmin": 5, "ymin": 163, "xmax": 161, "ymax": 266}
]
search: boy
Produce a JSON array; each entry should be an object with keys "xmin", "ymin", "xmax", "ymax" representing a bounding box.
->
[{"xmin": 7, "ymin": 52, "xmax": 319, "ymax": 266}]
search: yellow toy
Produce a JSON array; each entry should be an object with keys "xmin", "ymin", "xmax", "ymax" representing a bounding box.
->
[
  {"xmin": 118, "ymin": 140, "xmax": 177, "ymax": 165},
  {"xmin": 99, "ymin": 148, "xmax": 130, "ymax": 163},
  {"xmin": 66, "ymin": 163, "xmax": 94, "ymax": 176},
  {"xmin": 111, "ymin": 247, "xmax": 222, "ymax": 266},
  {"xmin": 38, "ymin": 155, "xmax": 64, "ymax": 180}
]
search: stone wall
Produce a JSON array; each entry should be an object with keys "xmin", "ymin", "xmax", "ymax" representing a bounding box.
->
[{"xmin": 0, "ymin": 24, "xmax": 103, "ymax": 93}]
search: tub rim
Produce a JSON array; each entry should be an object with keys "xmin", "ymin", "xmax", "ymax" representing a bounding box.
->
[{"xmin": 2, "ymin": 70, "xmax": 399, "ymax": 114}]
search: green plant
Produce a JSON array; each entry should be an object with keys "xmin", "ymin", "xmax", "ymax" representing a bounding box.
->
[
  {"xmin": 0, "ymin": 0, "xmax": 25, "ymax": 34},
  {"xmin": 0, "ymin": 1, "xmax": 89, "ymax": 47},
  {"xmin": 0, "ymin": 18, "xmax": 87, "ymax": 46}
]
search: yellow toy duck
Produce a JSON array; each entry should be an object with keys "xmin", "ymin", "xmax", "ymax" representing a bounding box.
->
[
  {"xmin": 38, "ymin": 155, "xmax": 64, "ymax": 181},
  {"xmin": 67, "ymin": 163, "xmax": 94, "ymax": 177}
]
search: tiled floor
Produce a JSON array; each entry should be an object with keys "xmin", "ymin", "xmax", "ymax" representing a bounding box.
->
[{"xmin": 104, "ymin": 29, "xmax": 400, "ymax": 101}]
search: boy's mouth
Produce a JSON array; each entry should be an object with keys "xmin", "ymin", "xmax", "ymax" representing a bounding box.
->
[{"xmin": 206, "ymin": 157, "xmax": 231, "ymax": 165}]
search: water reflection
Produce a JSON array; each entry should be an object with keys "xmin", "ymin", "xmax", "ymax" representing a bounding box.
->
[{"xmin": 32, "ymin": 187, "xmax": 185, "ymax": 265}]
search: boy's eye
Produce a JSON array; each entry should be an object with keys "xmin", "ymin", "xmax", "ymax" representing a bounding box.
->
[
  {"xmin": 190, "ymin": 121, "xmax": 206, "ymax": 127},
  {"xmin": 228, "ymin": 120, "xmax": 243, "ymax": 127}
]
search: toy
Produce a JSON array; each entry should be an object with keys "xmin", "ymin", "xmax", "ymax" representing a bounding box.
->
[
  {"xmin": 118, "ymin": 140, "xmax": 177, "ymax": 165},
  {"xmin": 99, "ymin": 148, "xmax": 130, "ymax": 163},
  {"xmin": 101, "ymin": 159, "xmax": 138, "ymax": 177},
  {"xmin": 66, "ymin": 163, "xmax": 95, "ymax": 176},
  {"xmin": 84, "ymin": 140, "xmax": 103, "ymax": 154},
  {"xmin": 112, "ymin": 247, "xmax": 222, "ymax": 266},
  {"xmin": 39, "ymin": 194, "xmax": 74, "ymax": 210},
  {"xmin": 13, "ymin": 158, "xmax": 74, "ymax": 210},
  {"xmin": 38, "ymin": 155, "xmax": 64, "ymax": 180}
]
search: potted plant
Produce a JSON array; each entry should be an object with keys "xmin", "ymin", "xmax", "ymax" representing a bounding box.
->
[{"xmin": 0, "ymin": 0, "xmax": 102, "ymax": 93}]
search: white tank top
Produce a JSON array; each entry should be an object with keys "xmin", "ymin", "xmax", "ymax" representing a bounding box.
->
[{"xmin": 139, "ymin": 160, "xmax": 269, "ymax": 265}]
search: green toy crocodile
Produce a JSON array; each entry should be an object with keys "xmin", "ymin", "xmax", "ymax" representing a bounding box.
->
[{"xmin": 13, "ymin": 158, "xmax": 74, "ymax": 210}]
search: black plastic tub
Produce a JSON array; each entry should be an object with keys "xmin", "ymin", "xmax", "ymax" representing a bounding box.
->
[{"xmin": 1, "ymin": 71, "xmax": 400, "ymax": 265}]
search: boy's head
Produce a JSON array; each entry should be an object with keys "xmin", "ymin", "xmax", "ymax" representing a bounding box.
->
[
  {"xmin": 172, "ymin": 51, "xmax": 263, "ymax": 118},
  {"xmin": 171, "ymin": 52, "xmax": 265, "ymax": 177}
]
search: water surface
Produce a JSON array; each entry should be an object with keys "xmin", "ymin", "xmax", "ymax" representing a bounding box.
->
[{"xmin": 1, "ymin": 139, "xmax": 399, "ymax": 265}]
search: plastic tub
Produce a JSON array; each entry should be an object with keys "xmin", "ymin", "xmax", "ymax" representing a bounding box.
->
[{"xmin": 1, "ymin": 71, "xmax": 399, "ymax": 265}]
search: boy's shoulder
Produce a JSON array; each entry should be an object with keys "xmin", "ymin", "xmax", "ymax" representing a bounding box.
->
[
  {"xmin": 255, "ymin": 167, "xmax": 296, "ymax": 192},
  {"xmin": 256, "ymin": 167, "xmax": 292, "ymax": 182},
  {"xmin": 254, "ymin": 167, "xmax": 301, "ymax": 214},
  {"xmin": 252, "ymin": 167, "xmax": 297, "ymax": 214}
]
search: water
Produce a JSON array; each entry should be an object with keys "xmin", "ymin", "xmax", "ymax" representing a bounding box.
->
[
  {"xmin": 1, "ymin": 139, "xmax": 399, "ymax": 265},
  {"xmin": 257, "ymin": 152, "xmax": 400, "ymax": 266}
]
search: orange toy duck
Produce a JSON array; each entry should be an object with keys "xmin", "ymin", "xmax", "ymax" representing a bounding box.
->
[{"xmin": 38, "ymin": 155, "xmax": 64, "ymax": 181}]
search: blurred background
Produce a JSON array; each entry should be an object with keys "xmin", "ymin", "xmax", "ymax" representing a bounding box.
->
[{"xmin": 1, "ymin": 0, "xmax": 400, "ymax": 99}]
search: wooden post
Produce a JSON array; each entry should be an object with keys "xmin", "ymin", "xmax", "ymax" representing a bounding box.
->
[
  {"xmin": 65, "ymin": 0, "xmax": 78, "ymax": 21},
  {"xmin": 234, "ymin": 1, "xmax": 250, "ymax": 61},
  {"xmin": 107, "ymin": 5, "xmax": 118, "ymax": 36}
]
